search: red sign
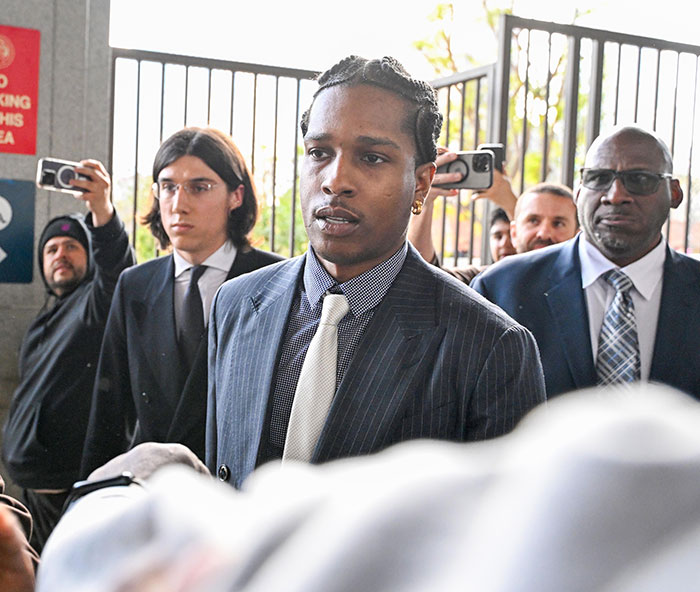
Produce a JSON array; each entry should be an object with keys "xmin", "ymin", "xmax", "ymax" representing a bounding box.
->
[{"xmin": 0, "ymin": 25, "xmax": 40, "ymax": 155}]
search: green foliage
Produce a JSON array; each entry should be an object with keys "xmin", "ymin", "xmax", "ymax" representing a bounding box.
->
[
  {"xmin": 113, "ymin": 174, "xmax": 159, "ymax": 263},
  {"xmin": 416, "ymin": 1, "xmax": 589, "ymax": 192},
  {"xmin": 252, "ymin": 181, "xmax": 308, "ymax": 258}
]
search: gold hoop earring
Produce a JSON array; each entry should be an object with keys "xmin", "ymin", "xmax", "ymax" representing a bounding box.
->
[{"xmin": 411, "ymin": 199, "xmax": 424, "ymax": 215}]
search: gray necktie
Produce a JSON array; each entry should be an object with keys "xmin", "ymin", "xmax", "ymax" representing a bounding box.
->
[
  {"xmin": 596, "ymin": 269, "xmax": 641, "ymax": 385},
  {"xmin": 179, "ymin": 264, "xmax": 207, "ymax": 370},
  {"xmin": 283, "ymin": 293, "xmax": 350, "ymax": 462}
]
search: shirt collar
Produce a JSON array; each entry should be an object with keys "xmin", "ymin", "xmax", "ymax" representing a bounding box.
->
[
  {"xmin": 579, "ymin": 234, "xmax": 666, "ymax": 300},
  {"xmin": 303, "ymin": 242, "xmax": 408, "ymax": 317},
  {"xmin": 173, "ymin": 241, "xmax": 237, "ymax": 278}
]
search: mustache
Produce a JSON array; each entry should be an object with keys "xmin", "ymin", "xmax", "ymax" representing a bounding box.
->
[
  {"xmin": 529, "ymin": 238, "xmax": 555, "ymax": 249},
  {"xmin": 50, "ymin": 258, "xmax": 75, "ymax": 272}
]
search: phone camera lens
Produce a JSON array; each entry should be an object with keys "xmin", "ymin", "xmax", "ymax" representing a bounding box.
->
[
  {"xmin": 473, "ymin": 154, "xmax": 491, "ymax": 173},
  {"xmin": 57, "ymin": 165, "xmax": 77, "ymax": 188}
]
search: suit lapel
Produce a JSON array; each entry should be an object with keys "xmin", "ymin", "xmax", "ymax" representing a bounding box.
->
[
  {"xmin": 650, "ymin": 248, "xmax": 695, "ymax": 382},
  {"xmin": 141, "ymin": 255, "xmax": 184, "ymax": 407},
  {"xmin": 544, "ymin": 237, "xmax": 596, "ymax": 389},
  {"xmin": 167, "ymin": 248, "xmax": 284, "ymax": 455},
  {"xmin": 316, "ymin": 248, "xmax": 445, "ymax": 461}
]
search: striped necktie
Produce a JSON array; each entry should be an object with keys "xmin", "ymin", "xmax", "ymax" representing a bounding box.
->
[{"xmin": 596, "ymin": 269, "xmax": 641, "ymax": 385}]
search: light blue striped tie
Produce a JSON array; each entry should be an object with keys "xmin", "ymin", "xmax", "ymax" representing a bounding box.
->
[{"xmin": 596, "ymin": 269, "xmax": 641, "ymax": 385}]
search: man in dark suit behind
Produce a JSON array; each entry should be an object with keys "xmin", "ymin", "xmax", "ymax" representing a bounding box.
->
[
  {"xmin": 81, "ymin": 128, "xmax": 282, "ymax": 476},
  {"xmin": 207, "ymin": 56, "xmax": 546, "ymax": 488},
  {"xmin": 472, "ymin": 125, "xmax": 700, "ymax": 399}
]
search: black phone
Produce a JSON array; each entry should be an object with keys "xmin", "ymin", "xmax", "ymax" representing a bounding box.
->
[{"xmin": 477, "ymin": 143, "xmax": 505, "ymax": 173}]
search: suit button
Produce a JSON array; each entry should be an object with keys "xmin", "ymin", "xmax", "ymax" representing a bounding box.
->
[{"xmin": 217, "ymin": 464, "xmax": 230, "ymax": 482}]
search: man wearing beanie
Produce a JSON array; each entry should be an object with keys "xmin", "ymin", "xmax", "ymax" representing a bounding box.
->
[{"xmin": 2, "ymin": 159, "xmax": 135, "ymax": 553}]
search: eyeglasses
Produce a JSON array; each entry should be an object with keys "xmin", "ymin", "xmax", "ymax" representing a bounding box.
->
[
  {"xmin": 580, "ymin": 168, "xmax": 672, "ymax": 196},
  {"xmin": 152, "ymin": 180, "xmax": 219, "ymax": 200}
]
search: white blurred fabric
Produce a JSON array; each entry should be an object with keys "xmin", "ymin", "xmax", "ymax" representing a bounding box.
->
[{"xmin": 38, "ymin": 384, "xmax": 700, "ymax": 592}]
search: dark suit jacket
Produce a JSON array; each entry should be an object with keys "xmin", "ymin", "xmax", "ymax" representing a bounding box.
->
[
  {"xmin": 80, "ymin": 247, "xmax": 282, "ymax": 476},
  {"xmin": 207, "ymin": 245, "xmax": 546, "ymax": 488},
  {"xmin": 471, "ymin": 235, "xmax": 700, "ymax": 399}
]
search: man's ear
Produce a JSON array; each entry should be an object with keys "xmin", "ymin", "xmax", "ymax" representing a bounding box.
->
[
  {"xmin": 669, "ymin": 179, "xmax": 683, "ymax": 209},
  {"xmin": 415, "ymin": 162, "xmax": 436, "ymax": 199},
  {"xmin": 510, "ymin": 219, "xmax": 517, "ymax": 244},
  {"xmin": 228, "ymin": 184, "xmax": 245, "ymax": 212}
]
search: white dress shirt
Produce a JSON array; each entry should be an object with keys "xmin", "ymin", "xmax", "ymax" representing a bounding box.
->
[
  {"xmin": 579, "ymin": 235, "xmax": 666, "ymax": 380},
  {"xmin": 173, "ymin": 242, "xmax": 237, "ymax": 332}
]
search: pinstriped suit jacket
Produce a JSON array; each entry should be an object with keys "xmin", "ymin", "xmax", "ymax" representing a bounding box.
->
[{"xmin": 207, "ymin": 245, "xmax": 546, "ymax": 487}]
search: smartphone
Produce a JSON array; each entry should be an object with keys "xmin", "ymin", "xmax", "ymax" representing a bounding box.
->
[
  {"xmin": 477, "ymin": 143, "xmax": 505, "ymax": 173},
  {"xmin": 36, "ymin": 158, "xmax": 90, "ymax": 194},
  {"xmin": 434, "ymin": 150, "xmax": 494, "ymax": 190}
]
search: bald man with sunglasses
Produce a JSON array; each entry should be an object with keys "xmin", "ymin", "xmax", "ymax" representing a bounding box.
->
[{"xmin": 472, "ymin": 125, "xmax": 700, "ymax": 399}]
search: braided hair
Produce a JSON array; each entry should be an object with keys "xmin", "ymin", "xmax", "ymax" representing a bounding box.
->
[{"xmin": 300, "ymin": 56, "xmax": 443, "ymax": 165}]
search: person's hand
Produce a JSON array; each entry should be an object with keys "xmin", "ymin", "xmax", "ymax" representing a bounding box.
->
[
  {"xmin": 0, "ymin": 507, "xmax": 35, "ymax": 592},
  {"xmin": 69, "ymin": 159, "xmax": 114, "ymax": 227},
  {"xmin": 426, "ymin": 149, "xmax": 461, "ymax": 205},
  {"xmin": 88, "ymin": 442, "xmax": 211, "ymax": 482},
  {"xmin": 471, "ymin": 168, "xmax": 517, "ymax": 219}
]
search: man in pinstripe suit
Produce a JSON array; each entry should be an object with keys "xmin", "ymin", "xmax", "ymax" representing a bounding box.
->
[{"xmin": 207, "ymin": 56, "xmax": 546, "ymax": 488}]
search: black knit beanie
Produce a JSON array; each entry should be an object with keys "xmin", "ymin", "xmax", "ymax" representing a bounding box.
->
[{"xmin": 39, "ymin": 217, "xmax": 89, "ymax": 256}]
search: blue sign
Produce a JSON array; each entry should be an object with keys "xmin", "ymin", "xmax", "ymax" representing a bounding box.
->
[{"xmin": 0, "ymin": 179, "xmax": 34, "ymax": 283}]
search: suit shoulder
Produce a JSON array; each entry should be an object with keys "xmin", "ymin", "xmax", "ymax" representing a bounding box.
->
[
  {"xmin": 418, "ymin": 257, "xmax": 529, "ymax": 335},
  {"xmin": 247, "ymin": 247, "xmax": 285, "ymax": 266},
  {"xmin": 117, "ymin": 256, "xmax": 170, "ymax": 284},
  {"xmin": 668, "ymin": 249, "xmax": 700, "ymax": 274},
  {"xmin": 217, "ymin": 256, "xmax": 300, "ymax": 302},
  {"xmin": 473, "ymin": 241, "xmax": 568, "ymax": 290}
]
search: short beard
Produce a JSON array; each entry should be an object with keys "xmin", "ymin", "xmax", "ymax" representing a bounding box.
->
[{"xmin": 47, "ymin": 274, "xmax": 83, "ymax": 297}]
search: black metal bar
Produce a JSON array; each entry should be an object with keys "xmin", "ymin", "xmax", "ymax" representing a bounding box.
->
[
  {"xmin": 500, "ymin": 14, "xmax": 700, "ymax": 56},
  {"xmin": 440, "ymin": 85, "xmax": 452, "ymax": 263},
  {"xmin": 271, "ymin": 76, "xmax": 280, "ymax": 253},
  {"xmin": 183, "ymin": 66, "xmax": 189, "ymax": 127},
  {"xmin": 614, "ymin": 45, "xmax": 621, "ymax": 125},
  {"xmin": 229, "ymin": 71, "xmax": 235, "ymax": 136},
  {"xmin": 587, "ymin": 39, "xmax": 604, "ymax": 149},
  {"xmin": 562, "ymin": 35, "xmax": 581, "ymax": 189},
  {"xmin": 107, "ymin": 56, "xmax": 117, "ymax": 180},
  {"xmin": 666, "ymin": 53, "xmax": 681, "ymax": 239},
  {"xmin": 493, "ymin": 13, "xmax": 512, "ymax": 146},
  {"xmin": 290, "ymin": 79, "xmax": 302, "ymax": 256},
  {"xmin": 452, "ymin": 82, "xmax": 468, "ymax": 266},
  {"xmin": 653, "ymin": 49, "xmax": 661, "ymax": 131},
  {"xmin": 251, "ymin": 73, "xmax": 258, "ymax": 175},
  {"xmin": 110, "ymin": 47, "xmax": 319, "ymax": 80},
  {"xmin": 206, "ymin": 67, "xmax": 212, "ymax": 125},
  {"xmin": 159, "ymin": 62, "xmax": 165, "ymax": 142},
  {"xmin": 131, "ymin": 60, "xmax": 141, "ymax": 247},
  {"xmin": 520, "ymin": 28, "xmax": 531, "ymax": 195},
  {"xmin": 432, "ymin": 64, "xmax": 495, "ymax": 88},
  {"xmin": 542, "ymin": 32, "xmax": 553, "ymax": 181},
  {"xmin": 634, "ymin": 47, "xmax": 642, "ymax": 123},
  {"xmin": 633, "ymin": 46, "xmax": 641, "ymax": 122}
]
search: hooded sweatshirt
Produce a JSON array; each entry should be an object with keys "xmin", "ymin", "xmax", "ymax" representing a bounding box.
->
[{"xmin": 2, "ymin": 212, "xmax": 135, "ymax": 489}]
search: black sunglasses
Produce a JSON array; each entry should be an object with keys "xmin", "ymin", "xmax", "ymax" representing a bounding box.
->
[{"xmin": 580, "ymin": 168, "xmax": 672, "ymax": 195}]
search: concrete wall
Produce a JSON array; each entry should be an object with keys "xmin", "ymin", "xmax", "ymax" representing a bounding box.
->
[{"xmin": 0, "ymin": 0, "xmax": 112, "ymax": 492}]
